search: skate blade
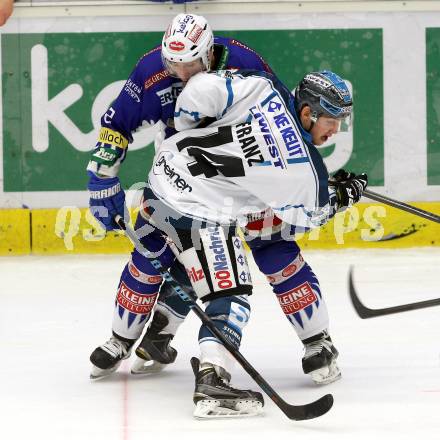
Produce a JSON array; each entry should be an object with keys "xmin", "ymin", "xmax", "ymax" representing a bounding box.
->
[
  {"xmin": 193, "ymin": 399, "xmax": 263, "ymax": 419},
  {"xmin": 90, "ymin": 362, "xmax": 121, "ymax": 380},
  {"xmin": 131, "ymin": 356, "xmax": 167, "ymax": 375},
  {"xmin": 309, "ymin": 360, "xmax": 342, "ymax": 385}
]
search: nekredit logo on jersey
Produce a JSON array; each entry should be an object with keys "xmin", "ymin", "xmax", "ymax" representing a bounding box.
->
[{"xmin": 259, "ymin": 93, "xmax": 308, "ymax": 164}]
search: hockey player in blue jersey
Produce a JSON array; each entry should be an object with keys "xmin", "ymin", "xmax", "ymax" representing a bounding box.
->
[
  {"xmin": 87, "ymin": 13, "xmax": 273, "ymax": 377},
  {"xmin": 86, "ymin": 15, "xmax": 271, "ymax": 181},
  {"xmin": 87, "ymin": 14, "xmax": 366, "ymax": 404}
]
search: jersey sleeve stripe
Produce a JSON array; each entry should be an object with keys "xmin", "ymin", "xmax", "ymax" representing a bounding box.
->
[{"xmin": 221, "ymin": 77, "xmax": 234, "ymax": 116}]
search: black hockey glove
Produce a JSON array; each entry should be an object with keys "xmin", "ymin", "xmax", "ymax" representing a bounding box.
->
[{"xmin": 331, "ymin": 169, "xmax": 368, "ymax": 209}]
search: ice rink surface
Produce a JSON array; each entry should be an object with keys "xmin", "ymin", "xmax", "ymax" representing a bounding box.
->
[{"xmin": 1, "ymin": 248, "xmax": 439, "ymax": 440}]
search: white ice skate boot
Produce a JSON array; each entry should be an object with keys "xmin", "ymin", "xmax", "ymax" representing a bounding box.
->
[{"xmin": 302, "ymin": 330, "xmax": 341, "ymax": 385}]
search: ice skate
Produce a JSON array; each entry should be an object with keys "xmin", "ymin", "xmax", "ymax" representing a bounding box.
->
[
  {"xmin": 131, "ymin": 332, "xmax": 177, "ymax": 374},
  {"xmin": 131, "ymin": 311, "xmax": 177, "ymax": 374},
  {"xmin": 302, "ymin": 330, "xmax": 341, "ymax": 385},
  {"xmin": 90, "ymin": 336, "xmax": 133, "ymax": 380},
  {"xmin": 191, "ymin": 357, "xmax": 264, "ymax": 419}
]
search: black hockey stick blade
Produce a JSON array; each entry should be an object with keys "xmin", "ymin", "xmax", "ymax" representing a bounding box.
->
[
  {"xmin": 276, "ymin": 394, "xmax": 334, "ymax": 420},
  {"xmin": 349, "ymin": 266, "xmax": 440, "ymax": 318}
]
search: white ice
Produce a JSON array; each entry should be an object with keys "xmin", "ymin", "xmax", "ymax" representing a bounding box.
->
[{"xmin": 1, "ymin": 248, "xmax": 439, "ymax": 440}]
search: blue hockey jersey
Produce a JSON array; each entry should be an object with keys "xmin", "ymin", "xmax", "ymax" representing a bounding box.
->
[{"xmin": 87, "ymin": 37, "xmax": 272, "ymax": 177}]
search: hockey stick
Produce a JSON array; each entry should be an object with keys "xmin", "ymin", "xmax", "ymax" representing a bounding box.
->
[
  {"xmin": 115, "ymin": 215, "xmax": 333, "ymax": 421},
  {"xmin": 329, "ymin": 179, "xmax": 440, "ymax": 224},
  {"xmin": 363, "ymin": 189, "xmax": 440, "ymax": 224},
  {"xmin": 349, "ymin": 266, "xmax": 440, "ymax": 318}
]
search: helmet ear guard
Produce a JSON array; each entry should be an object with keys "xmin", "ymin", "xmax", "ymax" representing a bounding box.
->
[{"xmin": 162, "ymin": 14, "xmax": 214, "ymax": 74}]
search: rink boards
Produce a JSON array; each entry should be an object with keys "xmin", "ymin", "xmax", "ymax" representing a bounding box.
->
[{"xmin": 1, "ymin": 202, "xmax": 439, "ymax": 255}]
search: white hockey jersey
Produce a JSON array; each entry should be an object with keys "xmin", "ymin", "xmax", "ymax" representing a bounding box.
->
[{"xmin": 148, "ymin": 70, "xmax": 334, "ymax": 229}]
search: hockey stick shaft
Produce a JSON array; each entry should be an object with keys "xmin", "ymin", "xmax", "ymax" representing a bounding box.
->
[
  {"xmin": 363, "ymin": 189, "xmax": 440, "ymax": 224},
  {"xmin": 349, "ymin": 267, "xmax": 440, "ymax": 318},
  {"xmin": 115, "ymin": 215, "xmax": 333, "ymax": 420}
]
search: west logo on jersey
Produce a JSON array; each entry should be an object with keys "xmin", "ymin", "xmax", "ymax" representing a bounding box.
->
[
  {"xmin": 250, "ymin": 107, "xmax": 286, "ymax": 169},
  {"xmin": 246, "ymin": 91, "xmax": 309, "ymax": 168}
]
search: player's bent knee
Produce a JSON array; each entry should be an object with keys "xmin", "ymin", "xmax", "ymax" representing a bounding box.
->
[{"xmin": 128, "ymin": 249, "xmax": 164, "ymax": 287}]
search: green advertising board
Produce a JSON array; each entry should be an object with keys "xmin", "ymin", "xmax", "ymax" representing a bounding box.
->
[
  {"xmin": 2, "ymin": 29, "xmax": 384, "ymax": 192},
  {"xmin": 427, "ymin": 28, "xmax": 440, "ymax": 186},
  {"xmin": 2, "ymin": 32, "xmax": 161, "ymax": 192}
]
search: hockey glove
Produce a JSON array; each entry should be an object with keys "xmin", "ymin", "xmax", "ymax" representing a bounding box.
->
[
  {"xmin": 87, "ymin": 172, "xmax": 126, "ymax": 231},
  {"xmin": 331, "ymin": 169, "xmax": 368, "ymax": 209}
]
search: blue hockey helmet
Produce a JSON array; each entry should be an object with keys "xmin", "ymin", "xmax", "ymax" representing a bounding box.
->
[{"xmin": 295, "ymin": 71, "xmax": 352, "ymax": 124}]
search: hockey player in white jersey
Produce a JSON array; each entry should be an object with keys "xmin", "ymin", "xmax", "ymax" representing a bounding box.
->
[
  {"xmin": 132, "ymin": 72, "xmax": 366, "ymax": 384},
  {"xmin": 129, "ymin": 69, "xmax": 367, "ymax": 416},
  {"xmin": 149, "ymin": 69, "xmax": 346, "ymax": 226}
]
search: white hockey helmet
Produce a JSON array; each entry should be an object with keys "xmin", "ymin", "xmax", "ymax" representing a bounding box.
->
[{"xmin": 162, "ymin": 14, "xmax": 214, "ymax": 72}]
